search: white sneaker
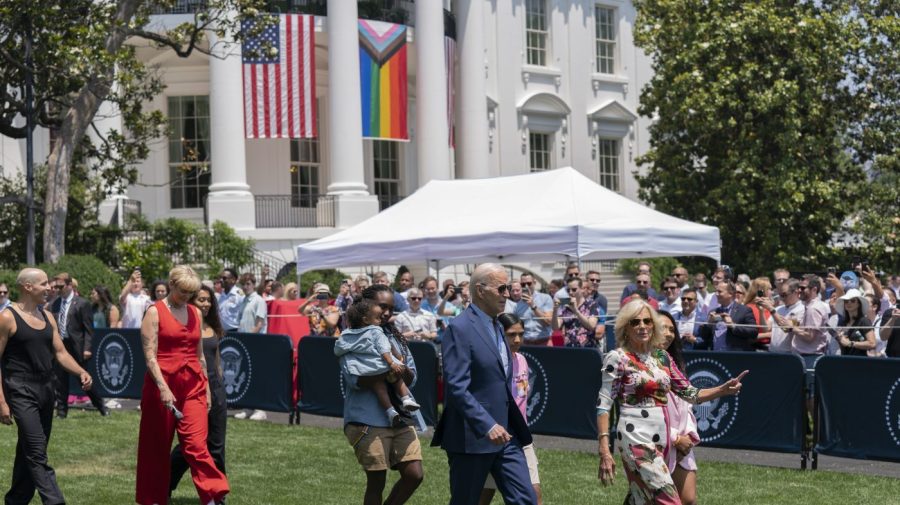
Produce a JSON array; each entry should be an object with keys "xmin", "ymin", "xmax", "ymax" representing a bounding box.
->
[
  {"xmin": 249, "ymin": 410, "xmax": 267, "ymax": 421},
  {"xmin": 104, "ymin": 399, "xmax": 122, "ymax": 409},
  {"xmin": 234, "ymin": 411, "xmax": 248, "ymax": 419},
  {"xmin": 401, "ymin": 398, "xmax": 421, "ymax": 412}
]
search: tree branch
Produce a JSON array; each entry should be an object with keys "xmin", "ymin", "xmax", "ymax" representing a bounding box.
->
[{"xmin": 125, "ymin": 25, "xmax": 209, "ymax": 58}]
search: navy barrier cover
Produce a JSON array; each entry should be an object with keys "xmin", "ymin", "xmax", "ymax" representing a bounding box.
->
[
  {"xmin": 518, "ymin": 346, "xmax": 603, "ymax": 439},
  {"xmin": 298, "ymin": 336, "xmax": 440, "ymax": 426},
  {"xmin": 815, "ymin": 356, "xmax": 900, "ymax": 463},
  {"xmin": 89, "ymin": 329, "xmax": 294, "ymax": 412},
  {"xmin": 681, "ymin": 351, "xmax": 806, "ymax": 452}
]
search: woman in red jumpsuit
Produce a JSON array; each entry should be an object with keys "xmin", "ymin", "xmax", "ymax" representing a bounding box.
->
[{"xmin": 136, "ymin": 265, "xmax": 229, "ymax": 505}]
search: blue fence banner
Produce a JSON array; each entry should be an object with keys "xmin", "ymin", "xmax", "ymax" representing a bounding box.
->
[
  {"xmin": 681, "ymin": 351, "xmax": 806, "ymax": 452},
  {"xmin": 88, "ymin": 329, "xmax": 294, "ymax": 412},
  {"xmin": 518, "ymin": 346, "xmax": 604, "ymax": 439},
  {"xmin": 815, "ymin": 356, "xmax": 900, "ymax": 463},
  {"xmin": 297, "ymin": 336, "xmax": 439, "ymax": 425}
]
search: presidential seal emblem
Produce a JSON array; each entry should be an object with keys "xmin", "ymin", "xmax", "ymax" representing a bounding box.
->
[
  {"xmin": 685, "ymin": 357, "xmax": 739, "ymax": 442},
  {"xmin": 95, "ymin": 332, "xmax": 134, "ymax": 395},
  {"xmin": 886, "ymin": 377, "xmax": 900, "ymax": 447},
  {"xmin": 220, "ymin": 337, "xmax": 252, "ymax": 404},
  {"xmin": 519, "ymin": 351, "xmax": 550, "ymax": 426}
]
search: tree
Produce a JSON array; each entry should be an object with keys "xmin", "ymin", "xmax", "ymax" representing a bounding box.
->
[
  {"xmin": 632, "ymin": 0, "xmax": 863, "ymax": 274},
  {"xmin": 843, "ymin": 1, "xmax": 900, "ymax": 271},
  {"xmin": 0, "ymin": 0, "xmax": 268, "ymax": 263}
]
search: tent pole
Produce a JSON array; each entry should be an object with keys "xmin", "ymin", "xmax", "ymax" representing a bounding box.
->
[{"xmin": 435, "ymin": 260, "xmax": 440, "ymax": 286}]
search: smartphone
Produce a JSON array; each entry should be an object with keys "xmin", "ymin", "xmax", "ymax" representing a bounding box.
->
[
  {"xmin": 558, "ymin": 296, "xmax": 571, "ymax": 305},
  {"xmin": 757, "ymin": 290, "xmax": 764, "ymax": 297},
  {"xmin": 827, "ymin": 267, "xmax": 836, "ymax": 275},
  {"xmin": 522, "ymin": 285, "xmax": 530, "ymax": 296}
]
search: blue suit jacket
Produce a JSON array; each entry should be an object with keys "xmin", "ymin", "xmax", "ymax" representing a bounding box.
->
[{"xmin": 431, "ymin": 306, "xmax": 532, "ymax": 454}]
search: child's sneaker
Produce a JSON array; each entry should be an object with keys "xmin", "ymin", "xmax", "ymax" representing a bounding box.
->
[
  {"xmin": 400, "ymin": 396, "xmax": 420, "ymax": 412},
  {"xmin": 387, "ymin": 407, "xmax": 404, "ymax": 427}
]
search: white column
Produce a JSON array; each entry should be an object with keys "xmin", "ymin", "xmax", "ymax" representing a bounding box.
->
[
  {"xmin": 454, "ymin": 0, "xmax": 490, "ymax": 179},
  {"xmin": 94, "ymin": 98, "xmax": 126, "ymax": 226},
  {"xmin": 206, "ymin": 30, "xmax": 255, "ymax": 230},
  {"xmin": 414, "ymin": 1, "xmax": 450, "ymax": 183},
  {"xmin": 325, "ymin": 0, "xmax": 379, "ymax": 226}
]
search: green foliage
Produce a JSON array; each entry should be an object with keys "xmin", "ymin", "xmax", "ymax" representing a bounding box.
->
[
  {"xmin": 633, "ymin": 0, "xmax": 863, "ymax": 274},
  {"xmin": 298, "ymin": 269, "xmax": 349, "ymax": 297},
  {"xmin": 37, "ymin": 255, "xmax": 124, "ymax": 294},
  {"xmin": 115, "ymin": 217, "xmax": 256, "ymax": 282},
  {"xmin": 618, "ymin": 258, "xmax": 681, "ymax": 288}
]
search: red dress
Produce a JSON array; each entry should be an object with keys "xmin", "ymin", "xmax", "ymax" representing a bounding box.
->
[{"xmin": 136, "ymin": 301, "xmax": 229, "ymax": 504}]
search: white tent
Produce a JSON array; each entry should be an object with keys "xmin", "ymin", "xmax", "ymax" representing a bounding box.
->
[{"xmin": 296, "ymin": 167, "xmax": 720, "ymax": 272}]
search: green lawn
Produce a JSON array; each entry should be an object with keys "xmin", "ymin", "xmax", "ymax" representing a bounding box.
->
[{"xmin": 0, "ymin": 411, "xmax": 895, "ymax": 504}]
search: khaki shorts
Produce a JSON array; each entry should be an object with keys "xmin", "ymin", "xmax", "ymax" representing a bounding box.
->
[
  {"xmin": 344, "ymin": 424, "xmax": 423, "ymax": 472},
  {"xmin": 484, "ymin": 443, "xmax": 540, "ymax": 489}
]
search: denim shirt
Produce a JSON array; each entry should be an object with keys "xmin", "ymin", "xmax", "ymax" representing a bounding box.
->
[{"xmin": 342, "ymin": 328, "xmax": 417, "ymax": 428}]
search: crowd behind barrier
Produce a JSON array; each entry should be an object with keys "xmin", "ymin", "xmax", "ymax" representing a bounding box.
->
[{"xmin": 62, "ymin": 263, "xmax": 900, "ymax": 468}]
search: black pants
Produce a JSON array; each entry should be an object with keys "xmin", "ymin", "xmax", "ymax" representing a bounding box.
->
[
  {"xmin": 54, "ymin": 339, "xmax": 104, "ymax": 415},
  {"xmin": 3, "ymin": 374, "xmax": 66, "ymax": 505},
  {"xmin": 169, "ymin": 377, "xmax": 227, "ymax": 493}
]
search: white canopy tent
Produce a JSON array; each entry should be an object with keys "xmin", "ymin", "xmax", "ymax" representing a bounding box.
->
[{"xmin": 296, "ymin": 167, "xmax": 720, "ymax": 273}]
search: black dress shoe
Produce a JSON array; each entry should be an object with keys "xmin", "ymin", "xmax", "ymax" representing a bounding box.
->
[{"xmin": 99, "ymin": 407, "xmax": 110, "ymax": 417}]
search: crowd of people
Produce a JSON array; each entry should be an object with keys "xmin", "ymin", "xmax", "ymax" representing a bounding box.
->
[{"xmin": 0, "ymin": 258, "xmax": 896, "ymax": 505}]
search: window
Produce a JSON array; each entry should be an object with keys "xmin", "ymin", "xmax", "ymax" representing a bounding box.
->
[
  {"xmin": 290, "ymin": 138, "xmax": 320, "ymax": 207},
  {"xmin": 525, "ymin": 0, "xmax": 549, "ymax": 66},
  {"xmin": 168, "ymin": 96, "xmax": 211, "ymax": 209},
  {"xmin": 597, "ymin": 138, "xmax": 620, "ymax": 191},
  {"xmin": 595, "ymin": 6, "xmax": 616, "ymax": 74},
  {"xmin": 529, "ymin": 132, "xmax": 552, "ymax": 172},
  {"xmin": 372, "ymin": 140, "xmax": 401, "ymax": 210}
]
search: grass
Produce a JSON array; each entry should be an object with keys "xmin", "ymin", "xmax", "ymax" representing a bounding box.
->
[{"xmin": 0, "ymin": 411, "xmax": 896, "ymax": 504}]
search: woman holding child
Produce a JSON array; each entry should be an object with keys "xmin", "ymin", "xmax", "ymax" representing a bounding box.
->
[{"xmin": 337, "ymin": 284, "xmax": 424, "ymax": 505}]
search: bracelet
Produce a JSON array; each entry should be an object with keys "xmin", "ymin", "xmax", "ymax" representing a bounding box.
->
[{"xmin": 598, "ymin": 432, "xmax": 610, "ymax": 439}]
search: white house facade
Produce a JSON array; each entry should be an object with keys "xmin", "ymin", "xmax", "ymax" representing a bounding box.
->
[{"xmin": 3, "ymin": 0, "xmax": 653, "ymax": 275}]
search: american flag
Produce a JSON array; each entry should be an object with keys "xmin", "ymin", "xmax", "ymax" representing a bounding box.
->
[
  {"xmin": 242, "ymin": 14, "xmax": 317, "ymax": 139},
  {"xmin": 444, "ymin": 35, "xmax": 456, "ymax": 148}
]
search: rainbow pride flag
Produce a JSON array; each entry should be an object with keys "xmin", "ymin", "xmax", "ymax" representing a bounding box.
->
[{"xmin": 359, "ymin": 20, "xmax": 408, "ymax": 140}]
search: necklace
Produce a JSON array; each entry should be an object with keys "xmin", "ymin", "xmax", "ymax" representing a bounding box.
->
[
  {"xmin": 165, "ymin": 298, "xmax": 185, "ymax": 311},
  {"xmin": 16, "ymin": 302, "xmax": 41, "ymax": 317}
]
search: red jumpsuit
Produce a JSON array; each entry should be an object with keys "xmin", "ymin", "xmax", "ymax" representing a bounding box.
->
[{"xmin": 136, "ymin": 301, "xmax": 229, "ymax": 505}]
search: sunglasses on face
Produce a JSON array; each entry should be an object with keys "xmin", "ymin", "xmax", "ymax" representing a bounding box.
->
[
  {"xmin": 628, "ymin": 318, "xmax": 654, "ymax": 327},
  {"xmin": 521, "ymin": 282, "xmax": 533, "ymax": 287},
  {"xmin": 588, "ymin": 278, "xmax": 600, "ymax": 283},
  {"xmin": 0, "ymin": 291, "xmax": 7, "ymax": 295},
  {"xmin": 54, "ymin": 285, "xmax": 64, "ymax": 290},
  {"xmin": 408, "ymin": 296, "xmax": 422, "ymax": 301},
  {"xmin": 664, "ymin": 286, "xmax": 678, "ymax": 291},
  {"xmin": 682, "ymin": 297, "xmax": 696, "ymax": 302},
  {"xmin": 480, "ymin": 283, "xmax": 510, "ymax": 294}
]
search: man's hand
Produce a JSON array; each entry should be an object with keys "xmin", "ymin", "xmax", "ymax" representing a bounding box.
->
[
  {"xmin": 522, "ymin": 292, "xmax": 533, "ymax": 305},
  {"xmin": 722, "ymin": 314, "xmax": 734, "ymax": 327},
  {"xmin": 860, "ymin": 265, "xmax": 877, "ymax": 284},
  {"xmin": 486, "ymin": 424, "xmax": 512, "ymax": 445},
  {"xmin": 79, "ymin": 371, "xmax": 93, "ymax": 391},
  {"xmin": 443, "ymin": 286, "xmax": 456, "ymax": 301},
  {"xmin": 83, "ymin": 351, "xmax": 92, "ymax": 360},
  {"xmin": 0, "ymin": 401, "xmax": 12, "ymax": 425}
]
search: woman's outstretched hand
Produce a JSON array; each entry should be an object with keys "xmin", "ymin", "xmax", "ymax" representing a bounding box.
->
[{"xmin": 722, "ymin": 370, "xmax": 749, "ymax": 396}]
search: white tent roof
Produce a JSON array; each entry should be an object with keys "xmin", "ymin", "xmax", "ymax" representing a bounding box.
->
[{"xmin": 296, "ymin": 167, "xmax": 720, "ymax": 272}]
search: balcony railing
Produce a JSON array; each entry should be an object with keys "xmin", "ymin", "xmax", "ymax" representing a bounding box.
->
[
  {"xmin": 149, "ymin": 0, "xmax": 456, "ymax": 33},
  {"xmin": 254, "ymin": 194, "xmax": 335, "ymax": 228}
]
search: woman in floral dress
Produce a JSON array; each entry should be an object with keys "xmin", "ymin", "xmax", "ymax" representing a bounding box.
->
[{"xmin": 596, "ymin": 299, "xmax": 747, "ymax": 504}]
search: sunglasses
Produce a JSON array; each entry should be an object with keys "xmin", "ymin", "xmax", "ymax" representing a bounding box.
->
[
  {"xmin": 479, "ymin": 283, "xmax": 510, "ymax": 294},
  {"xmin": 588, "ymin": 278, "xmax": 600, "ymax": 283},
  {"xmin": 521, "ymin": 282, "xmax": 534, "ymax": 287},
  {"xmin": 54, "ymin": 285, "xmax": 64, "ymax": 290},
  {"xmin": 628, "ymin": 318, "xmax": 654, "ymax": 327},
  {"xmin": 0, "ymin": 291, "xmax": 7, "ymax": 295},
  {"xmin": 682, "ymin": 297, "xmax": 696, "ymax": 302},
  {"xmin": 567, "ymin": 273, "xmax": 580, "ymax": 279},
  {"xmin": 664, "ymin": 286, "xmax": 678, "ymax": 291},
  {"xmin": 408, "ymin": 296, "xmax": 422, "ymax": 301}
]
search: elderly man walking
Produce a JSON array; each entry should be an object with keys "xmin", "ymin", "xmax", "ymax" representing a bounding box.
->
[{"xmin": 432, "ymin": 264, "xmax": 537, "ymax": 505}]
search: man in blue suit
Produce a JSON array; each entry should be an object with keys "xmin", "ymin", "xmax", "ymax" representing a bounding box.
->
[{"xmin": 432, "ymin": 264, "xmax": 537, "ymax": 505}]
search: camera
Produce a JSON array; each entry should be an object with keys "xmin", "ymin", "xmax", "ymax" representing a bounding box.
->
[
  {"xmin": 557, "ymin": 295, "xmax": 571, "ymax": 305},
  {"xmin": 757, "ymin": 290, "xmax": 764, "ymax": 298},
  {"xmin": 827, "ymin": 266, "xmax": 836, "ymax": 275},
  {"xmin": 315, "ymin": 293, "xmax": 329, "ymax": 300}
]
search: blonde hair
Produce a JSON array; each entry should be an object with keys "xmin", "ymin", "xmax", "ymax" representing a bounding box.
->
[
  {"xmin": 614, "ymin": 299, "xmax": 666, "ymax": 350},
  {"xmin": 283, "ymin": 282, "xmax": 299, "ymax": 300},
  {"xmin": 744, "ymin": 277, "xmax": 772, "ymax": 305},
  {"xmin": 168, "ymin": 265, "xmax": 201, "ymax": 293}
]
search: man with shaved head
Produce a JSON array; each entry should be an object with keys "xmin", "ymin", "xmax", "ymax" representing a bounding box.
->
[
  {"xmin": 432, "ymin": 264, "xmax": 537, "ymax": 505},
  {"xmin": 0, "ymin": 268, "xmax": 94, "ymax": 504}
]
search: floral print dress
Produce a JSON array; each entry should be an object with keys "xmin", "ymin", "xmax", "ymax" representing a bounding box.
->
[{"xmin": 597, "ymin": 348, "xmax": 699, "ymax": 505}]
